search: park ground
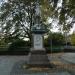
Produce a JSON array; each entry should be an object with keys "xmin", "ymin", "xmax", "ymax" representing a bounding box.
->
[{"xmin": 0, "ymin": 52, "xmax": 75, "ymax": 75}]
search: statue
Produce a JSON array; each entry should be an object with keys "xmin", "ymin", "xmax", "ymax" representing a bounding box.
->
[
  {"xmin": 28, "ymin": 0, "xmax": 50, "ymax": 68},
  {"xmin": 35, "ymin": 1, "xmax": 41, "ymax": 16}
]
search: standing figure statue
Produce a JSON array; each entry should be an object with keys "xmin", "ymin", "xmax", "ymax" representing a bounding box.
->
[
  {"xmin": 35, "ymin": 0, "xmax": 41, "ymax": 16},
  {"xmin": 33, "ymin": 0, "xmax": 41, "ymax": 30},
  {"xmin": 28, "ymin": 0, "xmax": 51, "ymax": 68}
]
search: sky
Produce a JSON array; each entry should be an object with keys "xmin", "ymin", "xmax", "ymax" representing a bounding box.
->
[
  {"xmin": 0, "ymin": 0, "xmax": 7, "ymax": 6},
  {"xmin": 70, "ymin": 24, "xmax": 75, "ymax": 34}
]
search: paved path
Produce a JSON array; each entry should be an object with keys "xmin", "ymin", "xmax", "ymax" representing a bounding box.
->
[
  {"xmin": 0, "ymin": 56, "xmax": 28, "ymax": 75},
  {"xmin": 0, "ymin": 53, "xmax": 75, "ymax": 75},
  {"xmin": 61, "ymin": 53, "xmax": 75, "ymax": 64}
]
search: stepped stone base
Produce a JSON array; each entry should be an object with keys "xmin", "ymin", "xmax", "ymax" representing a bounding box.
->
[{"xmin": 27, "ymin": 50, "xmax": 52, "ymax": 68}]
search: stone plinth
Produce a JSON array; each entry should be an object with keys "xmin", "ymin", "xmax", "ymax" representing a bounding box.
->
[{"xmin": 28, "ymin": 50, "xmax": 51, "ymax": 68}]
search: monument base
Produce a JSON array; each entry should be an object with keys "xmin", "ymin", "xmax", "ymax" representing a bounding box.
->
[{"xmin": 27, "ymin": 50, "xmax": 52, "ymax": 68}]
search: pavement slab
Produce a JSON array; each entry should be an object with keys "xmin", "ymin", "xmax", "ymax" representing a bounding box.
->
[
  {"xmin": 10, "ymin": 72, "xmax": 71, "ymax": 75},
  {"xmin": 61, "ymin": 53, "xmax": 75, "ymax": 64},
  {"xmin": 0, "ymin": 56, "xmax": 28, "ymax": 75},
  {"xmin": 0, "ymin": 53, "xmax": 75, "ymax": 75}
]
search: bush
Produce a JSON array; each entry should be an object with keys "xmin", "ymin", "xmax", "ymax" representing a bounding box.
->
[
  {"xmin": 8, "ymin": 39, "xmax": 30, "ymax": 55},
  {"xmin": 45, "ymin": 46, "xmax": 63, "ymax": 53},
  {"xmin": 44, "ymin": 32, "xmax": 65, "ymax": 47},
  {"xmin": 70, "ymin": 33, "xmax": 75, "ymax": 46},
  {"xmin": 63, "ymin": 46, "xmax": 75, "ymax": 52}
]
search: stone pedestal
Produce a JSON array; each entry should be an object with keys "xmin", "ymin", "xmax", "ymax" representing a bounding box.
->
[
  {"xmin": 27, "ymin": 33, "xmax": 51, "ymax": 67},
  {"xmin": 28, "ymin": 50, "xmax": 50, "ymax": 67},
  {"xmin": 33, "ymin": 34, "xmax": 43, "ymax": 50}
]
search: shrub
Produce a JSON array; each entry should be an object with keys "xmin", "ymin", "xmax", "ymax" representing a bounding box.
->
[
  {"xmin": 63, "ymin": 46, "xmax": 75, "ymax": 52},
  {"xmin": 44, "ymin": 32, "xmax": 65, "ymax": 47},
  {"xmin": 45, "ymin": 46, "xmax": 63, "ymax": 53},
  {"xmin": 8, "ymin": 39, "xmax": 30, "ymax": 55},
  {"xmin": 70, "ymin": 33, "xmax": 75, "ymax": 46}
]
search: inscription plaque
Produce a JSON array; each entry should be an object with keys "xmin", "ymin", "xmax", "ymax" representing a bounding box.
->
[{"xmin": 33, "ymin": 34, "xmax": 43, "ymax": 50}]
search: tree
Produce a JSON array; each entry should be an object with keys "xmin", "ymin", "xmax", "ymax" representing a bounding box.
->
[
  {"xmin": 58, "ymin": 0, "xmax": 75, "ymax": 46},
  {"xmin": 0, "ymin": 0, "xmax": 75, "ymax": 45},
  {"xmin": 0, "ymin": 0, "xmax": 53, "ymax": 44},
  {"xmin": 44, "ymin": 32, "xmax": 65, "ymax": 46},
  {"xmin": 70, "ymin": 33, "xmax": 75, "ymax": 46}
]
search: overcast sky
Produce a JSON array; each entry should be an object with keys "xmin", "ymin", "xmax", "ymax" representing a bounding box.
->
[{"xmin": 0, "ymin": 0, "xmax": 8, "ymax": 6}]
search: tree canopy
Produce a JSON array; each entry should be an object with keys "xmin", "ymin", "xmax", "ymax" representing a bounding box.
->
[
  {"xmin": 70, "ymin": 33, "xmax": 75, "ymax": 46},
  {"xmin": 0, "ymin": 0, "xmax": 75, "ymax": 45},
  {"xmin": 44, "ymin": 32, "xmax": 65, "ymax": 46}
]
